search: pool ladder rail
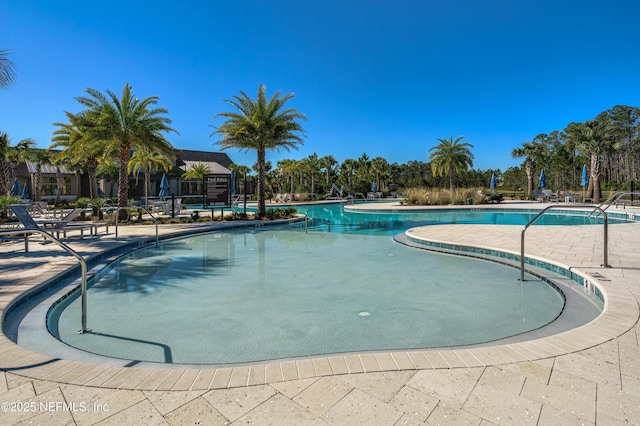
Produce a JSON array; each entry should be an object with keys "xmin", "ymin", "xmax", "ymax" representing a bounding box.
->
[
  {"xmin": 588, "ymin": 191, "xmax": 640, "ymax": 218},
  {"xmin": 520, "ymin": 204, "xmax": 609, "ymax": 281},
  {"xmin": 0, "ymin": 227, "xmax": 90, "ymax": 334}
]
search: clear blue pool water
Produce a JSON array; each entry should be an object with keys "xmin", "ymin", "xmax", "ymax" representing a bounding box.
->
[
  {"xmin": 51, "ymin": 229, "xmax": 574, "ymax": 364},
  {"xmin": 45, "ymin": 202, "xmax": 611, "ymax": 365}
]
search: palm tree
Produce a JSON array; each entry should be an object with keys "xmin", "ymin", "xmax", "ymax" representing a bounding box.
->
[
  {"xmin": 511, "ymin": 140, "xmax": 545, "ymax": 195},
  {"xmin": 0, "ymin": 49, "xmax": 15, "ymax": 90},
  {"xmin": 229, "ymin": 163, "xmax": 251, "ymax": 196},
  {"xmin": 277, "ymin": 158, "xmax": 300, "ymax": 201},
  {"xmin": 181, "ymin": 162, "xmax": 212, "ymax": 196},
  {"xmin": 341, "ymin": 158, "xmax": 357, "ymax": 191},
  {"xmin": 97, "ymin": 161, "xmax": 119, "ymax": 198},
  {"xmin": 320, "ymin": 154, "xmax": 337, "ymax": 186},
  {"xmin": 0, "ymin": 134, "xmax": 34, "ymax": 195},
  {"xmin": 429, "ymin": 136, "xmax": 474, "ymax": 194},
  {"xmin": 75, "ymin": 83, "xmax": 177, "ymax": 218},
  {"xmin": 7, "ymin": 138, "xmax": 35, "ymax": 182},
  {"xmin": 0, "ymin": 132, "xmax": 12, "ymax": 194},
  {"xmin": 566, "ymin": 119, "xmax": 613, "ymax": 202},
  {"xmin": 371, "ymin": 156, "xmax": 390, "ymax": 192},
  {"xmin": 128, "ymin": 147, "xmax": 173, "ymax": 206},
  {"xmin": 51, "ymin": 110, "xmax": 110, "ymax": 201},
  {"xmin": 211, "ymin": 84, "xmax": 306, "ymax": 217},
  {"xmin": 302, "ymin": 153, "xmax": 322, "ymax": 198}
]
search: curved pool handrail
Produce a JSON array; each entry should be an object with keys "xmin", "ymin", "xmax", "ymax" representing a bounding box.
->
[
  {"xmin": 0, "ymin": 228, "xmax": 89, "ymax": 334},
  {"xmin": 589, "ymin": 191, "xmax": 640, "ymax": 218},
  {"xmin": 520, "ymin": 204, "xmax": 609, "ymax": 281}
]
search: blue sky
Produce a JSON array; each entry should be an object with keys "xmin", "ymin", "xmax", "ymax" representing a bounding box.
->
[{"xmin": 2, "ymin": 0, "xmax": 639, "ymax": 172}]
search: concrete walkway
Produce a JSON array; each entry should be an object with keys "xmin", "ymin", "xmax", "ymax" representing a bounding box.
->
[{"xmin": 1, "ymin": 204, "xmax": 639, "ymax": 425}]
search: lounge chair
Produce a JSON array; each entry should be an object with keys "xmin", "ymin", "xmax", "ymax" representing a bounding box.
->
[
  {"xmin": 560, "ymin": 191, "xmax": 579, "ymax": 203},
  {"xmin": 164, "ymin": 198, "xmax": 182, "ymax": 216},
  {"xmin": 9, "ymin": 205, "xmax": 107, "ymax": 240},
  {"xmin": 530, "ymin": 190, "xmax": 544, "ymax": 201}
]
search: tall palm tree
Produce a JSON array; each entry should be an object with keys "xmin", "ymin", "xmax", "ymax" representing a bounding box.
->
[
  {"xmin": 75, "ymin": 83, "xmax": 177, "ymax": 218},
  {"xmin": 341, "ymin": 158, "xmax": 357, "ymax": 190},
  {"xmin": 0, "ymin": 132, "xmax": 12, "ymax": 194},
  {"xmin": 320, "ymin": 154, "xmax": 337, "ymax": 186},
  {"xmin": 0, "ymin": 49, "xmax": 15, "ymax": 90},
  {"xmin": 429, "ymin": 136, "xmax": 474, "ymax": 194},
  {"xmin": 0, "ymin": 134, "xmax": 34, "ymax": 195},
  {"xmin": 511, "ymin": 140, "xmax": 545, "ymax": 195},
  {"xmin": 566, "ymin": 119, "xmax": 613, "ymax": 202},
  {"xmin": 7, "ymin": 138, "xmax": 35, "ymax": 182},
  {"xmin": 128, "ymin": 147, "xmax": 173, "ymax": 206},
  {"xmin": 211, "ymin": 84, "xmax": 307, "ymax": 217},
  {"xmin": 302, "ymin": 153, "xmax": 322, "ymax": 198},
  {"xmin": 278, "ymin": 158, "xmax": 301, "ymax": 201},
  {"xmin": 371, "ymin": 156, "xmax": 390, "ymax": 192},
  {"xmin": 51, "ymin": 110, "xmax": 110, "ymax": 201}
]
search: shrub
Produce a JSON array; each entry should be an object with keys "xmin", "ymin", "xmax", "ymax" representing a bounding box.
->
[
  {"xmin": 403, "ymin": 188, "xmax": 490, "ymax": 206},
  {"xmin": 0, "ymin": 195, "xmax": 20, "ymax": 221}
]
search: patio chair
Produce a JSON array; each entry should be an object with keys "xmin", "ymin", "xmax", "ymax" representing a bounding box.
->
[
  {"xmin": 9, "ymin": 205, "xmax": 102, "ymax": 240},
  {"xmin": 165, "ymin": 198, "xmax": 182, "ymax": 216},
  {"xmin": 561, "ymin": 191, "xmax": 579, "ymax": 203},
  {"xmin": 531, "ymin": 190, "xmax": 545, "ymax": 201}
]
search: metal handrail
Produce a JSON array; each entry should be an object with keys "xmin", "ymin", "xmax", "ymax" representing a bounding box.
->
[
  {"xmin": 589, "ymin": 191, "xmax": 640, "ymax": 218},
  {"xmin": 520, "ymin": 205, "xmax": 609, "ymax": 281},
  {"xmin": 114, "ymin": 206, "xmax": 158, "ymax": 245},
  {"xmin": 0, "ymin": 228, "xmax": 89, "ymax": 334},
  {"xmin": 304, "ymin": 209, "xmax": 314, "ymax": 233}
]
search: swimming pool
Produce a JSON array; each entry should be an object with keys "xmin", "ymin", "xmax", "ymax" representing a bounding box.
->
[
  {"xmin": 48, "ymin": 228, "xmax": 583, "ymax": 364},
  {"xmin": 38, "ymin": 203, "xmax": 613, "ymax": 365}
]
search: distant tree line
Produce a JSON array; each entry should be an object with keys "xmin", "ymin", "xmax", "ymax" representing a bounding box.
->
[{"xmin": 2, "ymin": 47, "xmax": 638, "ymax": 209}]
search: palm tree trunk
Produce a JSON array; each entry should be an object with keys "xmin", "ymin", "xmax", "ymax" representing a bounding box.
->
[
  {"xmin": 257, "ymin": 148, "xmax": 266, "ymax": 217},
  {"xmin": 144, "ymin": 167, "xmax": 151, "ymax": 207},
  {"xmin": 35, "ymin": 165, "xmax": 42, "ymax": 201},
  {"xmin": 87, "ymin": 158, "xmax": 98, "ymax": 200},
  {"xmin": 118, "ymin": 142, "xmax": 131, "ymax": 220},
  {"xmin": 55, "ymin": 166, "xmax": 63, "ymax": 205},
  {"xmin": 591, "ymin": 154, "xmax": 602, "ymax": 202},
  {"xmin": 290, "ymin": 174, "xmax": 294, "ymax": 202},
  {"xmin": 449, "ymin": 167, "xmax": 455, "ymax": 195},
  {"xmin": 525, "ymin": 159, "xmax": 534, "ymax": 195}
]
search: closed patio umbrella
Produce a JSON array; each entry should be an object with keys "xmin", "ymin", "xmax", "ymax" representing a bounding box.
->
[
  {"xmin": 538, "ymin": 169, "xmax": 547, "ymax": 188},
  {"xmin": 10, "ymin": 178, "xmax": 21, "ymax": 196},
  {"xmin": 490, "ymin": 173, "xmax": 496, "ymax": 190},
  {"xmin": 159, "ymin": 174, "xmax": 169, "ymax": 197},
  {"xmin": 21, "ymin": 182, "xmax": 29, "ymax": 199},
  {"xmin": 581, "ymin": 164, "xmax": 588, "ymax": 202}
]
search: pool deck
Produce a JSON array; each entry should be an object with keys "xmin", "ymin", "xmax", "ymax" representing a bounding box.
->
[{"xmin": 0, "ymin": 201, "xmax": 639, "ymax": 425}]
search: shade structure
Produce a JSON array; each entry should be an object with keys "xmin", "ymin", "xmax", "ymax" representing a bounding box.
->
[
  {"xmin": 372, "ymin": 182, "xmax": 377, "ymax": 192},
  {"xmin": 21, "ymin": 182, "xmax": 29, "ymax": 199},
  {"xmin": 159, "ymin": 174, "xmax": 169, "ymax": 197},
  {"xmin": 538, "ymin": 169, "xmax": 547, "ymax": 188},
  {"xmin": 10, "ymin": 178, "xmax": 21, "ymax": 196},
  {"xmin": 581, "ymin": 164, "xmax": 588, "ymax": 187},
  {"xmin": 490, "ymin": 173, "xmax": 496, "ymax": 189}
]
